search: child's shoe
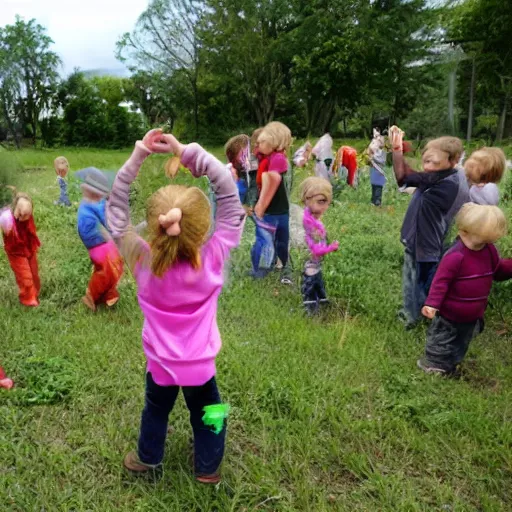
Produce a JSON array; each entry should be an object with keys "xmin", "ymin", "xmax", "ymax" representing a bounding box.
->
[
  {"xmin": 0, "ymin": 378, "xmax": 14, "ymax": 390},
  {"xmin": 417, "ymin": 358, "xmax": 448, "ymax": 375},
  {"xmin": 123, "ymin": 451, "xmax": 163, "ymax": 480},
  {"xmin": 195, "ymin": 473, "xmax": 221, "ymax": 485},
  {"xmin": 280, "ymin": 266, "xmax": 293, "ymax": 285}
]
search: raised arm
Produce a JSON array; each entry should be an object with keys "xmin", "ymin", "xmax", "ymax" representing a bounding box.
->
[
  {"xmin": 389, "ymin": 126, "xmax": 417, "ymax": 186},
  {"xmin": 180, "ymin": 143, "xmax": 245, "ymax": 249}
]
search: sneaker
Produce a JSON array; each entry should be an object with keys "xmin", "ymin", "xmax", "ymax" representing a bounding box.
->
[
  {"xmin": 123, "ymin": 451, "xmax": 163, "ymax": 480},
  {"xmin": 417, "ymin": 359, "xmax": 448, "ymax": 375},
  {"xmin": 280, "ymin": 267, "xmax": 293, "ymax": 285}
]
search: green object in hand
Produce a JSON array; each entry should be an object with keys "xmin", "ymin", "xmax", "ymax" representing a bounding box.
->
[{"xmin": 202, "ymin": 404, "xmax": 230, "ymax": 434}]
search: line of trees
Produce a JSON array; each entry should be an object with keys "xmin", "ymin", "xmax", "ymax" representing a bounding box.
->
[{"xmin": 0, "ymin": 0, "xmax": 510, "ymax": 148}]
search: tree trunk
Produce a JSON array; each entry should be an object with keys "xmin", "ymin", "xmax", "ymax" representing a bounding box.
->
[
  {"xmin": 466, "ymin": 56, "xmax": 476, "ymax": 143},
  {"xmin": 448, "ymin": 69, "xmax": 456, "ymax": 134},
  {"xmin": 496, "ymin": 89, "xmax": 509, "ymax": 143}
]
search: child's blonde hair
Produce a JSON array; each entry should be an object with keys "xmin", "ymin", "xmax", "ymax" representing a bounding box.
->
[
  {"xmin": 124, "ymin": 184, "xmax": 211, "ymax": 277},
  {"xmin": 464, "ymin": 147, "xmax": 506, "ymax": 184},
  {"xmin": 258, "ymin": 122, "xmax": 292, "ymax": 152},
  {"xmin": 424, "ymin": 136, "xmax": 463, "ymax": 162},
  {"xmin": 12, "ymin": 191, "xmax": 33, "ymax": 211},
  {"xmin": 456, "ymin": 202, "xmax": 507, "ymax": 243},
  {"xmin": 300, "ymin": 177, "xmax": 333, "ymax": 204},
  {"xmin": 250, "ymin": 128, "xmax": 263, "ymax": 150},
  {"xmin": 54, "ymin": 156, "xmax": 69, "ymax": 177}
]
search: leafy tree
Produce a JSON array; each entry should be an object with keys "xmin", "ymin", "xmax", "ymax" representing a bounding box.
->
[{"xmin": 0, "ymin": 16, "xmax": 61, "ymax": 145}]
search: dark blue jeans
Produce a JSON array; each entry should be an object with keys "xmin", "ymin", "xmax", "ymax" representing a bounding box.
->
[
  {"xmin": 251, "ymin": 213, "xmax": 289, "ymax": 272},
  {"xmin": 138, "ymin": 373, "xmax": 226, "ymax": 476}
]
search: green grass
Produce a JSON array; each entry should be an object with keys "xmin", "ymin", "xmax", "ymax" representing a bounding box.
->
[{"xmin": 1, "ymin": 146, "xmax": 512, "ymax": 511}]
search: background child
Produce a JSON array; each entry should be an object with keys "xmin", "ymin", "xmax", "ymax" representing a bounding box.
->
[
  {"xmin": 389, "ymin": 128, "xmax": 469, "ymax": 328},
  {"xmin": 367, "ymin": 129, "xmax": 387, "ymax": 206},
  {"xmin": 54, "ymin": 156, "xmax": 71, "ymax": 207},
  {"xmin": 300, "ymin": 177, "xmax": 339, "ymax": 315},
  {"xmin": 312, "ymin": 134, "xmax": 334, "ymax": 181},
  {"xmin": 0, "ymin": 192, "xmax": 41, "ymax": 306},
  {"xmin": 464, "ymin": 147, "xmax": 506, "ymax": 206},
  {"xmin": 293, "ymin": 141, "xmax": 312, "ymax": 168},
  {"xmin": 225, "ymin": 134, "xmax": 251, "ymax": 203},
  {"xmin": 107, "ymin": 129, "xmax": 245, "ymax": 484},
  {"xmin": 334, "ymin": 145, "xmax": 358, "ymax": 187},
  {"xmin": 419, "ymin": 203, "xmax": 512, "ymax": 374},
  {"xmin": 252, "ymin": 121, "xmax": 293, "ymax": 284},
  {"xmin": 76, "ymin": 168, "xmax": 123, "ymax": 311}
]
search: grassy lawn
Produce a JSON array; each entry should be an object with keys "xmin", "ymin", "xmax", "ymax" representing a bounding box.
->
[{"xmin": 1, "ymin": 145, "xmax": 512, "ymax": 511}]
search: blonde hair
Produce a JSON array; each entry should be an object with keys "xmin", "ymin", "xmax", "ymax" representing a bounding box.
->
[
  {"xmin": 250, "ymin": 128, "xmax": 264, "ymax": 150},
  {"xmin": 456, "ymin": 202, "xmax": 507, "ymax": 243},
  {"xmin": 464, "ymin": 147, "xmax": 506, "ymax": 184},
  {"xmin": 124, "ymin": 184, "xmax": 211, "ymax": 277},
  {"xmin": 258, "ymin": 122, "xmax": 292, "ymax": 152},
  {"xmin": 424, "ymin": 136, "xmax": 463, "ymax": 162},
  {"xmin": 300, "ymin": 177, "xmax": 333, "ymax": 204},
  {"xmin": 12, "ymin": 191, "xmax": 33, "ymax": 212},
  {"xmin": 54, "ymin": 156, "xmax": 69, "ymax": 177}
]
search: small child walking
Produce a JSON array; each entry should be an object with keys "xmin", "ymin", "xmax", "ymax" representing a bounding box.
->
[
  {"xmin": 76, "ymin": 168, "xmax": 123, "ymax": 311},
  {"xmin": 368, "ymin": 129, "xmax": 387, "ymax": 206},
  {"xmin": 300, "ymin": 177, "xmax": 339, "ymax": 315},
  {"xmin": 419, "ymin": 203, "xmax": 512, "ymax": 375},
  {"xmin": 54, "ymin": 156, "xmax": 71, "ymax": 207},
  {"xmin": 464, "ymin": 147, "xmax": 506, "ymax": 206},
  {"xmin": 0, "ymin": 192, "xmax": 41, "ymax": 306},
  {"xmin": 107, "ymin": 129, "xmax": 245, "ymax": 484}
]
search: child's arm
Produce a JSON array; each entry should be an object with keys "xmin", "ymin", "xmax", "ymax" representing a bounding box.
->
[
  {"xmin": 303, "ymin": 209, "xmax": 339, "ymax": 257},
  {"xmin": 0, "ymin": 209, "xmax": 13, "ymax": 235},
  {"xmin": 389, "ymin": 127, "xmax": 417, "ymax": 186},
  {"xmin": 494, "ymin": 258, "xmax": 512, "ymax": 281},
  {"xmin": 423, "ymin": 252, "xmax": 462, "ymax": 314},
  {"xmin": 180, "ymin": 143, "xmax": 245, "ymax": 250}
]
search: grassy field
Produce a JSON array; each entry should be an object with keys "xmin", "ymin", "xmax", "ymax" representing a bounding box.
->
[{"xmin": 1, "ymin": 145, "xmax": 512, "ymax": 511}]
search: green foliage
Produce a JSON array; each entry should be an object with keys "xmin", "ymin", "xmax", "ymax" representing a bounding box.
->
[{"xmin": 0, "ymin": 150, "xmax": 21, "ymax": 206}]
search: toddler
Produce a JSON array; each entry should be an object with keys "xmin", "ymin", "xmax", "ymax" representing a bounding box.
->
[
  {"xmin": 419, "ymin": 203, "xmax": 512, "ymax": 374},
  {"xmin": 54, "ymin": 156, "xmax": 71, "ymax": 207}
]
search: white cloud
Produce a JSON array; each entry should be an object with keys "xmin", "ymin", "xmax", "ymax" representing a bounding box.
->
[{"xmin": 0, "ymin": 0, "xmax": 149, "ymax": 75}]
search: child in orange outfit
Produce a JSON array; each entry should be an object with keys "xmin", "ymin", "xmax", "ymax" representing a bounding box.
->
[
  {"xmin": 0, "ymin": 192, "xmax": 41, "ymax": 307},
  {"xmin": 76, "ymin": 168, "xmax": 123, "ymax": 311}
]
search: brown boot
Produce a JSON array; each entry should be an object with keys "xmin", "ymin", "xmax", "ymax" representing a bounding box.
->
[{"xmin": 123, "ymin": 451, "xmax": 162, "ymax": 480}]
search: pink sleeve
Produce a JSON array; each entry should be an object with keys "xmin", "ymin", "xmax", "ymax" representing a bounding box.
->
[
  {"xmin": 0, "ymin": 209, "xmax": 13, "ymax": 234},
  {"xmin": 180, "ymin": 143, "xmax": 245, "ymax": 255},
  {"xmin": 268, "ymin": 152, "xmax": 288, "ymax": 174}
]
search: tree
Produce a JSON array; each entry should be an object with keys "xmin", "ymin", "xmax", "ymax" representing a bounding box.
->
[
  {"xmin": 0, "ymin": 17, "xmax": 61, "ymax": 145},
  {"xmin": 117, "ymin": 0, "xmax": 204, "ymax": 137}
]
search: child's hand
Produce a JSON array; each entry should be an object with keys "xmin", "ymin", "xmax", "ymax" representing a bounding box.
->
[
  {"xmin": 142, "ymin": 129, "xmax": 173, "ymax": 153},
  {"xmin": 243, "ymin": 205, "xmax": 253, "ymax": 216},
  {"xmin": 421, "ymin": 306, "xmax": 437, "ymax": 319},
  {"xmin": 162, "ymin": 134, "xmax": 186, "ymax": 158},
  {"xmin": 332, "ymin": 241, "xmax": 340, "ymax": 251},
  {"xmin": 389, "ymin": 126, "xmax": 404, "ymax": 152}
]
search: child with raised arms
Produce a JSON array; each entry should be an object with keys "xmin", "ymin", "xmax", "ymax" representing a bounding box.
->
[
  {"xmin": 107, "ymin": 129, "xmax": 245, "ymax": 484},
  {"xmin": 419, "ymin": 203, "xmax": 512, "ymax": 374}
]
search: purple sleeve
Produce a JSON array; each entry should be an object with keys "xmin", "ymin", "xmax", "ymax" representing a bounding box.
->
[
  {"xmin": 424, "ymin": 251, "xmax": 463, "ymax": 309},
  {"xmin": 268, "ymin": 152, "xmax": 288, "ymax": 174},
  {"xmin": 107, "ymin": 141, "xmax": 152, "ymax": 241},
  {"xmin": 494, "ymin": 258, "xmax": 512, "ymax": 281},
  {"xmin": 181, "ymin": 143, "xmax": 245, "ymax": 252}
]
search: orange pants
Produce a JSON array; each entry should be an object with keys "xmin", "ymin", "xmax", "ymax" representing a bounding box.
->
[
  {"xmin": 86, "ymin": 251, "xmax": 124, "ymax": 307},
  {"xmin": 7, "ymin": 253, "xmax": 40, "ymax": 306}
]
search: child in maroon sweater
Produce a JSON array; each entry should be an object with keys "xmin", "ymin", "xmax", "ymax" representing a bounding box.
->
[{"xmin": 418, "ymin": 203, "xmax": 512, "ymax": 374}]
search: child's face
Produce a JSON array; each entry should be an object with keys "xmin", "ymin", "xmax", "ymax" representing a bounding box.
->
[
  {"xmin": 14, "ymin": 198, "xmax": 32, "ymax": 222},
  {"xmin": 422, "ymin": 148, "xmax": 451, "ymax": 172},
  {"xmin": 257, "ymin": 137, "xmax": 273, "ymax": 156},
  {"xmin": 459, "ymin": 230, "xmax": 487, "ymax": 251},
  {"xmin": 306, "ymin": 194, "xmax": 330, "ymax": 218},
  {"xmin": 56, "ymin": 164, "xmax": 68, "ymax": 177}
]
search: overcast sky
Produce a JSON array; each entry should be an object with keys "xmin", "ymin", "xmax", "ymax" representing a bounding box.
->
[{"xmin": 1, "ymin": 0, "xmax": 149, "ymax": 76}]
